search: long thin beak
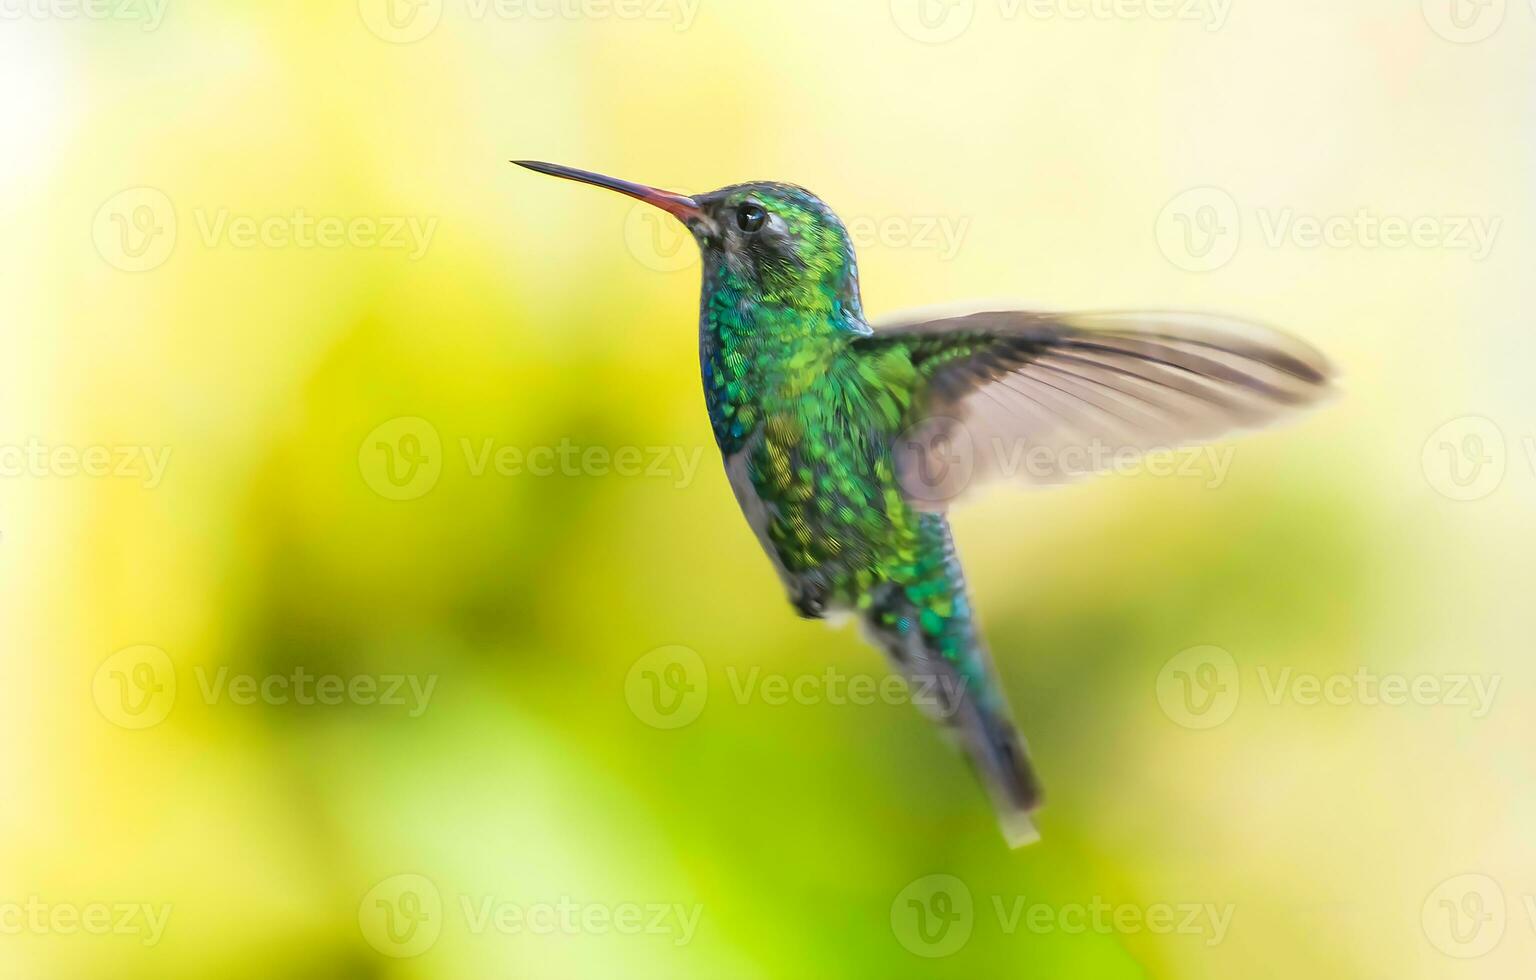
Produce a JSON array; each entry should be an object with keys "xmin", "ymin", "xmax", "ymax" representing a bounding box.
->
[{"xmin": 512, "ymin": 160, "xmax": 703, "ymax": 222}]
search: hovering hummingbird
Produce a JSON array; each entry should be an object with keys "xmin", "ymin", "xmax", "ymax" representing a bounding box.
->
[{"xmin": 514, "ymin": 160, "xmax": 1332, "ymax": 845}]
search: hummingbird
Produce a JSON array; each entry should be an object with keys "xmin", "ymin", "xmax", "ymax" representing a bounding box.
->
[{"xmin": 514, "ymin": 160, "xmax": 1332, "ymax": 846}]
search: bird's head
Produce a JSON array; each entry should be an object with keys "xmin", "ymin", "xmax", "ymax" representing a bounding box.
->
[{"xmin": 515, "ymin": 161, "xmax": 864, "ymax": 323}]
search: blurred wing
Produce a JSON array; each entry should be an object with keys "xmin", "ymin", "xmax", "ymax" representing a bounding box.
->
[{"xmin": 853, "ymin": 310, "xmax": 1335, "ymax": 510}]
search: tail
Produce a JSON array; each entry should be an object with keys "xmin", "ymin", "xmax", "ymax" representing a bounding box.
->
[{"xmin": 861, "ymin": 515, "xmax": 1043, "ymax": 847}]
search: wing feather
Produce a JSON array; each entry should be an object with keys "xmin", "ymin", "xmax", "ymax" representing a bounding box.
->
[{"xmin": 853, "ymin": 310, "xmax": 1335, "ymax": 509}]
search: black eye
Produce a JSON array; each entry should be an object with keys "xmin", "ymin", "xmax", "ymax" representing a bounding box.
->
[{"xmin": 736, "ymin": 204, "xmax": 766, "ymax": 233}]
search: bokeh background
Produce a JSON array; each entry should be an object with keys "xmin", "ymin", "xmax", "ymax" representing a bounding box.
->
[{"xmin": 5, "ymin": 0, "xmax": 1535, "ymax": 976}]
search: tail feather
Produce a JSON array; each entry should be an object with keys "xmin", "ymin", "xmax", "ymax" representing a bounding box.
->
[
  {"xmin": 860, "ymin": 516, "xmax": 1043, "ymax": 846},
  {"xmin": 953, "ymin": 690, "xmax": 1043, "ymax": 846}
]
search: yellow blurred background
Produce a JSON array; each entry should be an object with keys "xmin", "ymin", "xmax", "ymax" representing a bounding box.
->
[{"xmin": 4, "ymin": 0, "xmax": 1535, "ymax": 976}]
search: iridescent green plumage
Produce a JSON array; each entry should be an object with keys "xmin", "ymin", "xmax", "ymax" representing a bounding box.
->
[
  {"xmin": 515, "ymin": 161, "xmax": 1335, "ymax": 845},
  {"xmin": 695, "ymin": 184, "xmax": 1043, "ymax": 837},
  {"xmin": 699, "ymin": 190, "xmax": 918, "ymax": 578}
]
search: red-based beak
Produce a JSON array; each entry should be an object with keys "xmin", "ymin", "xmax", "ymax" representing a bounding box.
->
[{"xmin": 513, "ymin": 160, "xmax": 704, "ymax": 223}]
